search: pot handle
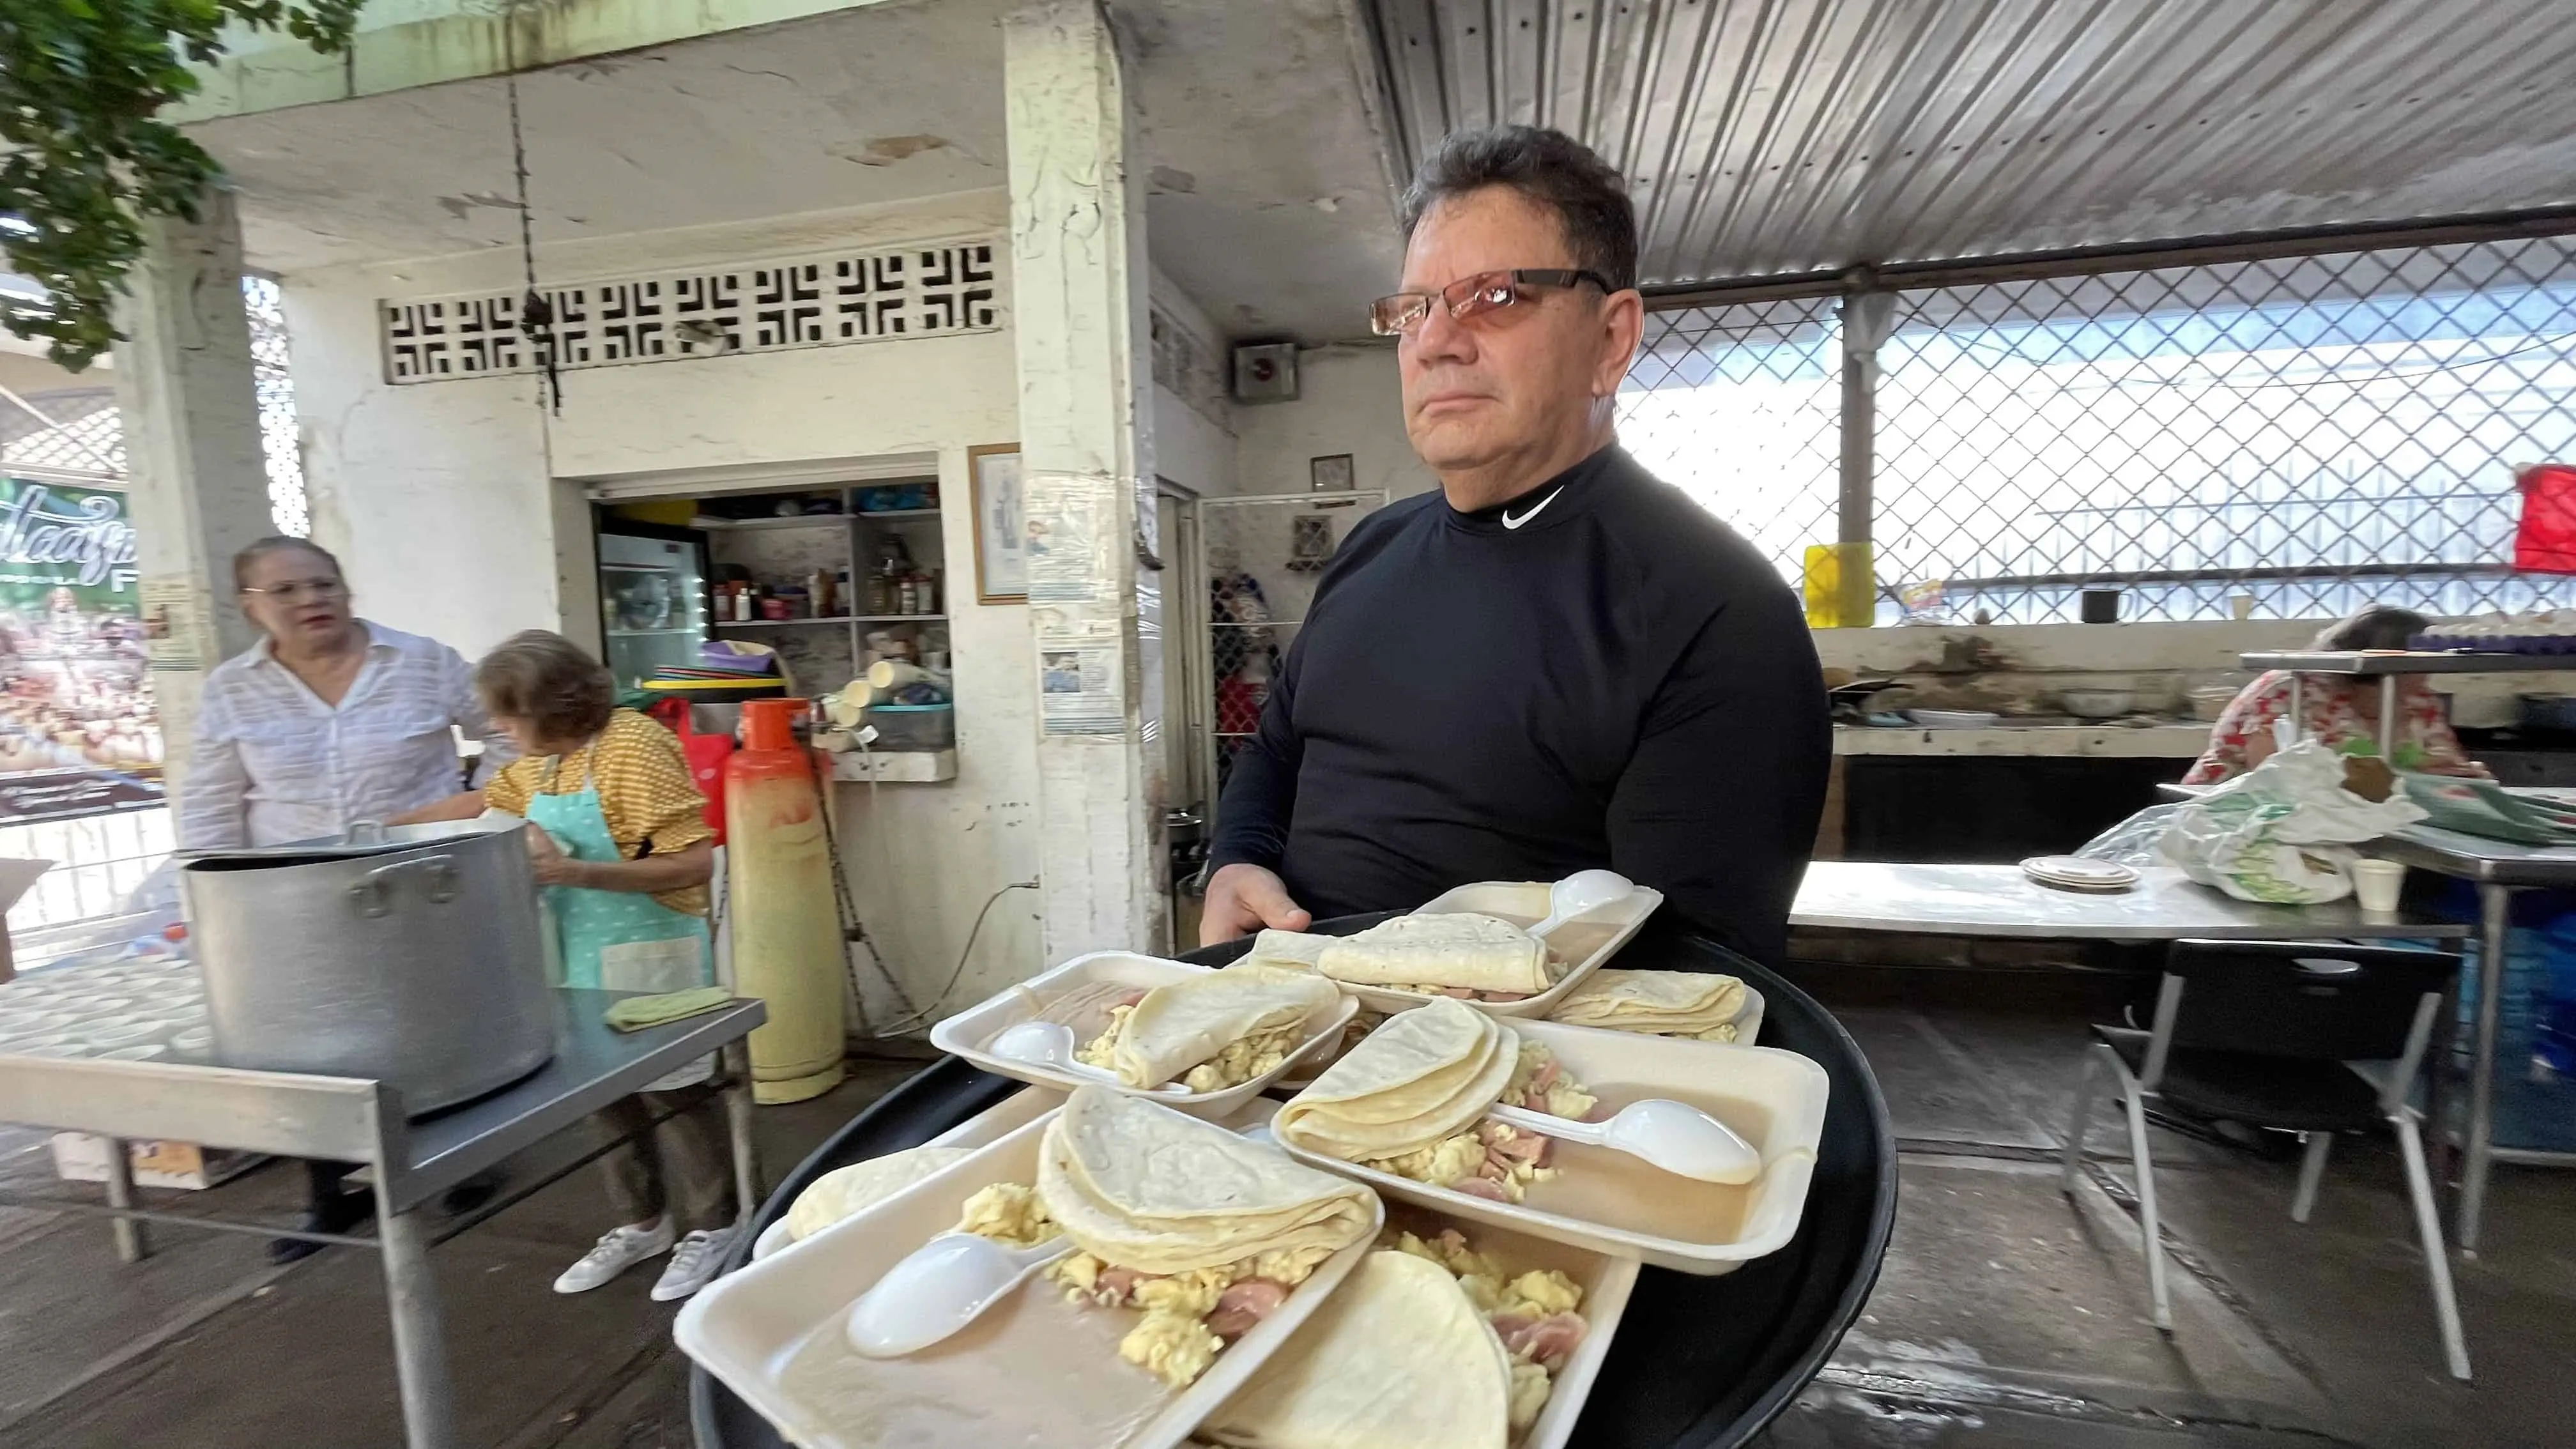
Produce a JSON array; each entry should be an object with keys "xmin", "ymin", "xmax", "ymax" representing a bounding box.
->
[{"xmin": 348, "ymin": 854, "xmax": 463, "ymax": 917}]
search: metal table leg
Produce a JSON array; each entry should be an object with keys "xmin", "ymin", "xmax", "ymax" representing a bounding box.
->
[
  {"xmin": 2379, "ymin": 673, "xmax": 2400, "ymax": 759},
  {"xmin": 101, "ymin": 1138, "xmax": 148, "ymax": 1262},
  {"xmin": 378, "ymin": 1200, "xmax": 459, "ymax": 1449},
  {"xmin": 723, "ymin": 1039, "xmax": 760, "ymax": 1227},
  {"xmin": 2460, "ymin": 882, "xmax": 2512, "ymax": 1252}
]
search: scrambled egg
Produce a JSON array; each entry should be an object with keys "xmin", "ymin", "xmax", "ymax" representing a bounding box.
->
[
  {"xmin": 1122, "ymin": 1310, "xmax": 1223, "ymax": 1388},
  {"xmin": 954, "ymin": 1182, "xmax": 1057, "ymax": 1248},
  {"xmin": 1181, "ymin": 1020, "xmax": 1305, "ymax": 1093},
  {"xmin": 1037, "ymin": 1243, "xmax": 1334, "ymax": 1389},
  {"xmin": 1077, "ymin": 1008, "xmax": 1304, "ymax": 1092},
  {"xmin": 1504, "ymin": 1039, "xmax": 1600, "ymax": 1121},
  {"xmin": 1074, "ymin": 1006, "xmax": 1133, "ymax": 1073},
  {"xmin": 1506, "ymin": 1360, "xmax": 1554, "ymax": 1432},
  {"xmin": 1372, "ymin": 1133, "xmax": 1492, "ymax": 1191}
]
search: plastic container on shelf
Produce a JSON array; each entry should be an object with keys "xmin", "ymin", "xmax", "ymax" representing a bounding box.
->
[
  {"xmin": 724, "ymin": 699, "xmax": 846, "ymax": 1104},
  {"xmin": 862, "ymin": 702, "xmax": 953, "ymax": 750}
]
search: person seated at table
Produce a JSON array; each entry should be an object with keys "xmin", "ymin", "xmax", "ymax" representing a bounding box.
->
[
  {"xmin": 2182, "ymin": 606, "xmax": 2489, "ymax": 784},
  {"xmin": 401, "ymin": 631, "xmax": 739, "ymax": 1301}
]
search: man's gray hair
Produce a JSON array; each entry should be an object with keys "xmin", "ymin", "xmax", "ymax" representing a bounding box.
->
[{"xmin": 1399, "ymin": 125, "xmax": 1639, "ymax": 292}]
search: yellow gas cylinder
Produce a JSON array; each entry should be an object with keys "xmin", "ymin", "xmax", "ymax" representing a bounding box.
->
[{"xmin": 724, "ymin": 698, "xmax": 846, "ymax": 1103}]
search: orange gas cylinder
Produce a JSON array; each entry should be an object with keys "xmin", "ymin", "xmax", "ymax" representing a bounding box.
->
[{"xmin": 724, "ymin": 698, "xmax": 845, "ymax": 1103}]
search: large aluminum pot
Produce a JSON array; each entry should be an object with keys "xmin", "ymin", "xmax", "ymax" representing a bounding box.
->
[{"xmin": 181, "ymin": 820, "xmax": 557, "ymax": 1115}]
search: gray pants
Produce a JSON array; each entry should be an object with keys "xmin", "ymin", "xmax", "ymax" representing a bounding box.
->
[{"xmin": 596, "ymin": 1089, "xmax": 737, "ymax": 1234}]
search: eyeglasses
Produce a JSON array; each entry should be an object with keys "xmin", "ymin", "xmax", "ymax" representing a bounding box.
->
[
  {"xmin": 241, "ymin": 578, "xmax": 347, "ymax": 603},
  {"xmin": 1369, "ymin": 268, "xmax": 1615, "ymax": 337}
]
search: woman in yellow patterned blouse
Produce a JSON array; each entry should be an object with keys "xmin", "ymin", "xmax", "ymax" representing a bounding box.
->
[{"xmin": 401, "ymin": 630, "xmax": 737, "ymax": 1301}]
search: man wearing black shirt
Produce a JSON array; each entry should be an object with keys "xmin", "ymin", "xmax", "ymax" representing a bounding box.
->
[{"xmin": 1202, "ymin": 125, "xmax": 1828, "ymax": 966}]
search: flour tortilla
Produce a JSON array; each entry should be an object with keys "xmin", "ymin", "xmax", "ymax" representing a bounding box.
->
[
  {"xmin": 1315, "ymin": 914, "xmax": 1550, "ymax": 995},
  {"xmin": 1037, "ymin": 1086, "xmax": 1378, "ymax": 1276},
  {"xmin": 783, "ymin": 1146, "xmax": 974, "ymax": 1242},
  {"xmin": 1272, "ymin": 998, "xmax": 1514, "ymax": 1161},
  {"xmin": 1112, "ymin": 965, "xmax": 1341, "ymax": 1087},
  {"xmin": 1242, "ymin": 929, "xmax": 1335, "ymax": 971},
  {"xmin": 1200, "ymin": 1250, "xmax": 1512, "ymax": 1449},
  {"xmin": 1551, "ymin": 969, "xmax": 1746, "ymax": 1034}
]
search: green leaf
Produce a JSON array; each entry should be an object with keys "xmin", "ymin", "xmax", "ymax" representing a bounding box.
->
[{"xmin": 0, "ymin": 0, "xmax": 369, "ymax": 369}]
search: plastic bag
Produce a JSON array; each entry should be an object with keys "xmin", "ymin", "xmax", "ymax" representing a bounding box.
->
[
  {"xmin": 2155, "ymin": 740, "xmax": 2426, "ymax": 904},
  {"xmin": 2076, "ymin": 804, "xmax": 2183, "ymax": 868}
]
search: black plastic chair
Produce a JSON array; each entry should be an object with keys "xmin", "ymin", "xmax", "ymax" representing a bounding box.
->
[{"xmin": 2059, "ymin": 937, "xmax": 2469, "ymax": 1380}]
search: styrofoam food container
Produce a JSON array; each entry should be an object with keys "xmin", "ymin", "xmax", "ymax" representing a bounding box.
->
[
  {"xmin": 752, "ymin": 1086, "xmax": 1063, "ymax": 1262},
  {"xmin": 0, "ymin": 1031, "xmax": 77, "ymax": 1055},
  {"xmin": 1317, "ymin": 882, "xmax": 1665, "ymax": 1020},
  {"xmin": 675, "ymin": 1102, "xmax": 1383, "ymax": 1449},
  {"xmin": 169, "ymin": 1026, "xmax": 213, "ymax": 1057},
  {"xmin": 1187, "ymin": 1195, "xmax": 1641, "ymax": 1449},
  {"xmin": 1542, "ymin": 981, "xmax": 1767, "ymax": 1047},
  {"xmin": 931, "ymin": 952, "xmax": 1358, "ymax": 1116},
  {"xmin": 1273, "ymin": 1016, "xmax": 1828, "ymax": 1275},
  {"xmin": 100, "ymin": 1044, "xmax": 165, "ymax": 1062},
  {"xmin": 72, "ymin": 1018, "xmax": 167, "ymax": 1048}
]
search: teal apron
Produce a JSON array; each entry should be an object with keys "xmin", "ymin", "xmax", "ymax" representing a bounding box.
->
[{"xmin": 525, "ymin": 751, "xmax": 714, "ymax": 1089}]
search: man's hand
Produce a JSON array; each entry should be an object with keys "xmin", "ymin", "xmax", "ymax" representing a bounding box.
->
[{"xmin": 1199, "ymin": 862, "xmax": 1312, "ymax": 946}]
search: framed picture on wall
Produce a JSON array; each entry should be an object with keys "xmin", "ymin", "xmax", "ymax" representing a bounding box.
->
[
  {"xmin": 970, "ymin": 443, "xmax": 1027, "ymax": 603},
  {"xmin": 1309, "ymin": 453, "xmax": 1354, "ymax": 492}
]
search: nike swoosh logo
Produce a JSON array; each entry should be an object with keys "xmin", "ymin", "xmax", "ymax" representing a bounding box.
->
[{"xmin": 1501, "ymin": 486, "xmax": 1565, "ymax": 530}]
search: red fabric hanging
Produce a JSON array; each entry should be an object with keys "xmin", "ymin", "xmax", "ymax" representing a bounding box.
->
[{"xmin": 2515, "ymin": 463, "xmax": 2576, "ymax": 574}]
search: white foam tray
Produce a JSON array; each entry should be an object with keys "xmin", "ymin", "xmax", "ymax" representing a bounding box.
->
[
  {"xmin": 677, "ymin": 1101, "xmax": 1381, "ymax": 1449},
  {"xmin": 751, "ymin": 1085, "xmax": 1061, "ymax": 1262},
  {"xmin": 1319, "ymin": 882, "xmax": 1662, "ymax": 1018},
  {"xmin": 1274, "ymin": 1016, "xmax": 1827, "ymax": 1275},
  {"xmin": 930, "ymin": 951, "xmax": 1357, "ymax": 1115}
]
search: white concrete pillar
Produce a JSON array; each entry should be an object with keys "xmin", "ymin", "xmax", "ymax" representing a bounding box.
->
[
  {"xmin": 1004, "ymin": 0, "xmax": 1168, "ymax": 960},
  {"xmin": 113, "ymin": 186, "xmax": 275, "ymax": 786}
]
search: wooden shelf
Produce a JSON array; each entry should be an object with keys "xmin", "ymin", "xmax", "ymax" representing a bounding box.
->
[
  {"xmin": 853, "ymin": 508, "xmax": 942, "ymax": 520},
  {"xmin": 829, "ymin": 747, "xmax": 957, "ymax": 783},
  {"xmin": 695, "ymin": 514, "xmax": 852, "ymax": 532},
  {"xmin": 712, "ymin": 617, "xmax": 861, "ymax": 629}
]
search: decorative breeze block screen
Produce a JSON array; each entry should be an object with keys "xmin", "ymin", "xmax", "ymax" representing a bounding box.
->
[{"xmin": 380, "ymin": 240, "xmax": 1003, "ymax": 384}]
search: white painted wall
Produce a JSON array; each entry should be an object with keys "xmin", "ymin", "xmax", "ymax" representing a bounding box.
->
[
  {"xmin": 283, "ymin": 190, "xmax": 1042, "ymax": 1018},
  {"xmin": 1233, "ymin": 344, "xmax": 1433, "ymax": 500}
]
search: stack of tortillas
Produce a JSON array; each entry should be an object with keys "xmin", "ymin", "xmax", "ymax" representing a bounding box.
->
[
  {"xmin": 1314, "ymin": 914, "xmax": 1551, "ymax": 995},
  {"xmin": 1200, "ymin": 1250, "xmax": 1512, "ymax": 1449},
  {"xmin": 1549, "ymin": 969, "xmax": 1747, "ymax": 1038},
  {"xmin": 783, "ymin": 1146, "xmax": 974, "ymax": 1243},
  {"xmin": 1272, "ymin": 997, "xmax": 1514, "ymax": 1162},
  {"xmin": 1037, "ymin": 1087, "xmax": 1378, "ymax": 1276},
  {"xmin": 1109, "ymin": 965, "xmax": 1339, "ymax": 1088}
]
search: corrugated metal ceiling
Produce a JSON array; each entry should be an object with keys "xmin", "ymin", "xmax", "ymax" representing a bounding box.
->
[{"xmin": 1359, "ymin": 0, "xmax": 2576, "ymax": 288}]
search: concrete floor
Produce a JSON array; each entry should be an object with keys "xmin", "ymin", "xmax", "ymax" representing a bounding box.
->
[{"xmin": 1, "ymin": 1004, "xmax": 2570, "ymax": 1448}]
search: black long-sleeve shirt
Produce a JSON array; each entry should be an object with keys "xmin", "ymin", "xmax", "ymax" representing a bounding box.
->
[{"xmin": 1207, "ymin": 444, "xmax": 1829, "ymax": 965}]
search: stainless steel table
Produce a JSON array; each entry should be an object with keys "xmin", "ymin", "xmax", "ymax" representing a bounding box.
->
[
  {"xmin": 2239, "ymin": 650, "xmax": 2576, "ymax": 760},
  {"xmin": 0, "ymin": 989, "xmax": 767, "ymax": 1449},
  {"xmin": 1791, "ymin": 861, "xmax": 2471, "ymax": 941},
  {"xmin": 2375, "ymin": 819, "xmax": 2576, "ymax": 1251}
]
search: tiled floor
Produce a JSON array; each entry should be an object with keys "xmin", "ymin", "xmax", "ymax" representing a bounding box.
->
[{"xmin": 1, "ymin": 1003, "xmax": 2570, "ymax": 1448}]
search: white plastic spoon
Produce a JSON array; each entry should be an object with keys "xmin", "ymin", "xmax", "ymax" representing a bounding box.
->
[
  {"xmin": 987, "ymin": 1020, "xmax": 1190, "ymax": 1095},
  {"xmin": 1525, "ymin": 869, "xmax": 1634, "ymax": 939},
  {"xmin": 845, "ymin": 1230, "xmax": 1072, "ymax": 1357},
  {"xmin": 1486, "ymin": 1098, "xmax": 1762, "ymax": 1184}
]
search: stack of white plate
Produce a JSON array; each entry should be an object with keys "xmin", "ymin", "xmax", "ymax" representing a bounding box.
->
[
  {"xmin": 0, "ymin": 955, "xmax": 211, "ymax": 1062},
  {"xmin": 2019, "ymin": 855, "xmax": 2140, "ymax": 893}
]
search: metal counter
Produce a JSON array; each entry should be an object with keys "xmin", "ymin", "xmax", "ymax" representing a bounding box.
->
[
  {"xmin": 1791, "ymin": 861, "xmax": 2469, "ymax": 941},
  {"xmin": 0, "ymin": 988, "xmax": 767, "ymax": 1449}
]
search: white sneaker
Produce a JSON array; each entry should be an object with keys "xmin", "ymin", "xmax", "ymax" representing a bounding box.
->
[
  {"xmin": 650, "ymin": 1224, "xmax": 742, "ymax": 1302},
  {"xmin": 553, "ymin": 1218, "xmax": 674, "ymax": 1294}
]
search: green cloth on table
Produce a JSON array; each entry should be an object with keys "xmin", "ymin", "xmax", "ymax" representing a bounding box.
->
[
  {"xmin": 2400, "ymin": 775, "xmax": 2576, "ymax": 847},
  {"xmin": 604, "ymin": 986, "xmax": 733, "ymax": 1032}
]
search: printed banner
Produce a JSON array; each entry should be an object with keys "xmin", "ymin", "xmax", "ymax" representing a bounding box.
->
[{"xmin": 0, "ymin": 477, "xmax": 164, "ymax": 822}]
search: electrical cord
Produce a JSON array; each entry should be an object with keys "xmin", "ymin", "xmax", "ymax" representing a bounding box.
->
[{"xmin": 868, "ymin": 877, "xmax": 1039, "ymax": 1037}]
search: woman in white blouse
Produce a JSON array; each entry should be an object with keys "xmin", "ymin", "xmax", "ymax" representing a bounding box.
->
[{"xmin": 178, "ymin": 535, "xmax": 516, "ymax": 1259}]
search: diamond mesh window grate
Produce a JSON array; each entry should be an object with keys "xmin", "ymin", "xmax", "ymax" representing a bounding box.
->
[
  {"xmin": 1620, "ymin": 296, "xmax": 1841, "ymax": 583},
  {"xmin": 0, "ymin": 387, "xmax": 122, "ymax": 476},
  {"xmin": 1623, "ymin": 236, "xmax": 2576, "ymax": 624},
  {"xmin": 244, "ymin": 275, "xmax": 309, "ymax": 537}
]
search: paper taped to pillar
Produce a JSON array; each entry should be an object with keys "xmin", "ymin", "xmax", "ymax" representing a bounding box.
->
[
  {"xmin": 1023, "ymin": 470, "xmax": 1122, "ymax": 604},
  {"xmin": 1037, "ymin": 616, "xmax": 1126, "ymax": 735},
  {"xmin": 0, "ymin": 476, "xmax": 164, "ymax": 822}
]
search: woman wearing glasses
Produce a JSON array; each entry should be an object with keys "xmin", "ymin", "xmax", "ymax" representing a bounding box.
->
[{"xmin": 177, "ymin": 535, "xmax": 517, "ymax": 1259}]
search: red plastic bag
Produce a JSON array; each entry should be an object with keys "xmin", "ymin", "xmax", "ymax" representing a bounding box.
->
[{"xmin": 2515, "ymin": 463, "xmax": 2576, "ymax": 574}]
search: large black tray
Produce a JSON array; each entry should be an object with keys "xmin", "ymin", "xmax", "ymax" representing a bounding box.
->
[{"xmin": 693, "ymin": 915, "xmax": 1894, "ymax": 1449}]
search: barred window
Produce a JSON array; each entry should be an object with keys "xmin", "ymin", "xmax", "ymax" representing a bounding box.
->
[{"xmin": 1621, "ymin": 236, "xmax": 2576, "ymax": 625}]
